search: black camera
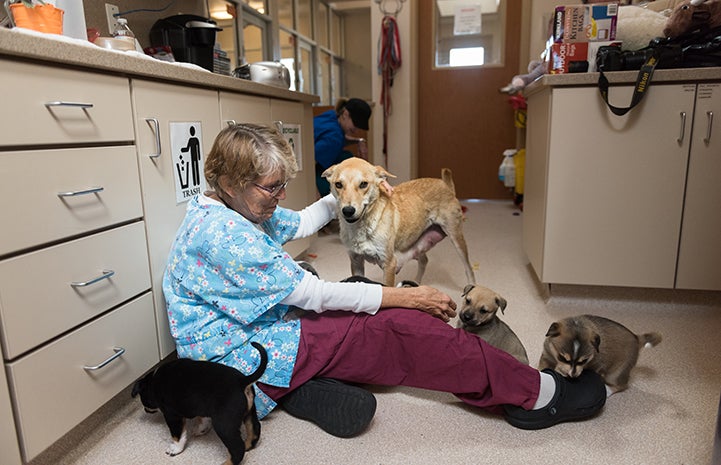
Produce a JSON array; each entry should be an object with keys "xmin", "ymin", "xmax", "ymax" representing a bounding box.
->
[{"xmin": 596, "ymin": 41, "xmax": 684, "ymax": 72}]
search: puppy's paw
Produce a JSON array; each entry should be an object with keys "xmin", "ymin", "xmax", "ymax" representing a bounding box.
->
[
  {"xmin": 165, "ymin": 441, "xmax": 185, "ymax": 456},
  {"xmin": 193, "ymin": 417, "xmax": 212, "ymax": 436},
  {"xmin": 166, "ymin": 430, "xmax": 188, "ymax": 456}
]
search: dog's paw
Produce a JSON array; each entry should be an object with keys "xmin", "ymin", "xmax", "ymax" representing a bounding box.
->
[
  {"xmin": 165, "ymin": 441, "xmax": 185, "ymax": 456},
  {"xmin": 166, "ymin": 431, "xmax": 188, "ymax": 456},
  {"xmin": 193, "ymin": 417, "xmax": 212, "ymax": 436}
]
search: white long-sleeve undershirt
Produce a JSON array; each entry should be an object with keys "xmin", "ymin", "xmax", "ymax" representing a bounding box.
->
[
  {"xmin": 292, "ymin": 193, "xmax": 337, "ymax": 239},
  {"xmin": 280, "ymin": 272, "xmax": 382, "ymax": 314}
]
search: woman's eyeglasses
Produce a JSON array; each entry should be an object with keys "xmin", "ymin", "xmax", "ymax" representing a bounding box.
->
[{"xmin": 252, "ymin": 180, "xmax": 288, "ymax": 198}]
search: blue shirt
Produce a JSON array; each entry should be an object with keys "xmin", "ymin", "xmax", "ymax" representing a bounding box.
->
[
  {"xmin": 313, "ymin": 109, "xmax": 346, "ymax": 169},
  {"xmin": 163, "ymin": 195, "xmax": 304, "ymax": 418}
]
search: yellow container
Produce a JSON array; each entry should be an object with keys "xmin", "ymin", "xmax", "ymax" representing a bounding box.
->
[
  {"xmin": 10, "ymin": 3, "xmax": 64, "ymax": 34},
  {"xmin": 513, "ymin": 148, "xmax": 526, "ymax": 195}
]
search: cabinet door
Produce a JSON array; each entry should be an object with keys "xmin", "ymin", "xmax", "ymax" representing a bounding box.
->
[
  {"xmin": 542, "ymin": 84, "xmax": 696, "ymax": 288},
  {"xmin": 131, "ymin": 80, "xmax": 221, "ymax": 358},
  {"xmin": 219, "ymin": 91, "xmax": 271, "ymax": 126},
  {"xmin": 676, "ymin": 83, "xmax": 721, "ymax": 290},
  {"xmin": 271, "ymin": 100, "xmax": 316, "ymax": 258}
]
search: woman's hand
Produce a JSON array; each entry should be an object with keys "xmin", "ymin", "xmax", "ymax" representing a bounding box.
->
[{"xmin": 381, "ymin": 285, "xmax": 457, "ymax": 322}]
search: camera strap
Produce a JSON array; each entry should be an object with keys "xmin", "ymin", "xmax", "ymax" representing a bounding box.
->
[{"xmin": 597, "ymin": 47, "xmax": 662, "ymax": 116}]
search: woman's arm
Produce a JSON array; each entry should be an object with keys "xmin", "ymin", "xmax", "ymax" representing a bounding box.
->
[
  {"xmin": 380, "ymin": 285, "xmax": 457, "ymax": 322},
  {"xmin": 281, "ymin": 272, "xmax": 457, "ymax": 322},
  {"xmin": 293, "ymin": 194, "xmax": 337, "ymax": 239}
]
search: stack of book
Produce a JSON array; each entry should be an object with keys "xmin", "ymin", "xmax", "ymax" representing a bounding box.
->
[{"xmin": 213, "ymin": 44, "xmax": 231, "ymax": 76}]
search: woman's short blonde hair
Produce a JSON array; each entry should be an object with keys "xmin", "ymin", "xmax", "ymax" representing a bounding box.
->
[{"xmin": 205, "ymin": 123, "xmax": 299, "ymax": 193}]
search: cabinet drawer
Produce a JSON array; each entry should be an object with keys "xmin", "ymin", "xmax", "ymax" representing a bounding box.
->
[
  {"xmin": 5, "ymin": 292, "xmax": 159, "ymax": 461},
  {"xmin": 0, "ymin": 146, "xmax": 143, "ymax": 255},
  {"xmin": 0, "ymin": 222, "xmax": 151, "ymax": 358},
  {"xmin": 0, "ymin": 60, "xmax": 133, "ymax": 146}
]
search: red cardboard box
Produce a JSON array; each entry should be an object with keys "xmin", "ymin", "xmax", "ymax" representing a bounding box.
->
[{"xmin": 548, "ymin": 40, "xmax": 622, "ymax": 74}]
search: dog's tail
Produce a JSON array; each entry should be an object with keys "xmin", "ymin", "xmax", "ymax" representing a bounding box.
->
[
  {"xmin": 247, "ymin": 342, "xmax": 269, "ymax": 384},
  {"xmin": 441, "ymin": 168, "xmax": 456, "ymax": 194},
  {"xmin": 638, "ymin": 332, "xmax": 662, "ymax": 349}
]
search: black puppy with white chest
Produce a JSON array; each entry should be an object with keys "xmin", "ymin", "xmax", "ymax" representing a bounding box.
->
[{"xmin": 131, "ymin": 342, "xmax": 267, "ymax": 465}]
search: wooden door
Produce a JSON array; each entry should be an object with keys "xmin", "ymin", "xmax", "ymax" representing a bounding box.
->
[{"xmin": 418, "ymin": 0, "xmax": 522, "ymax": 199}]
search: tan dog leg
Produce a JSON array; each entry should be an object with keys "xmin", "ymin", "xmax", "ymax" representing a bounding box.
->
[
  {"xmin": 448, "ymin": 229, "xmax": 475, "ymax": 285},
  {"xmin": 350, "ymin": 252, "xmax": 366, "ymax": 277}
]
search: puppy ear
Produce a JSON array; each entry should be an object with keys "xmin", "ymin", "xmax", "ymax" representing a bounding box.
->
[
  {"xmin": 131, "ymin": 381, "xmax": 140, "ymax": 398},
  {"xmin": 592, "ymin": 333, "xmax": 601, "ymax": 352},
  {"xmin": 462, "ymin": 284, "xmax": 475, "ymax": 297},
  {"xmin": 321, "ymin": 165, "xmax": 336, "ymax": 179},
  {"xmin": 545, "ymin": 322, "xmax": 561, "ymax": 338},
  {"xmin": 496, "ymin": 296, "xmax": 507, "ymax": 313}
]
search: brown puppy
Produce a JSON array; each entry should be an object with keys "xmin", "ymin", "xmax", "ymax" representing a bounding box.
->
[
  {"xmin": 456, "ymin": 284, "xmax": 529, "ymax": 364},
  {"xmin": 322, "ymin": 157, "xmax": 475, "ymax": 287},
  {"xmin": 539, "ymin": 315, "xmax": 662, "ymax": 394}
]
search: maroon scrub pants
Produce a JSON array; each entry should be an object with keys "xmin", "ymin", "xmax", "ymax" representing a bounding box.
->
[{"xmin": 258, "ymin": 308, "xmax": 540, "ymax": 413}]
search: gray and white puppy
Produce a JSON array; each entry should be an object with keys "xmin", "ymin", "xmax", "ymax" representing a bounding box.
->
[{"xmin": 456, "ymin": 284, "xmax": 529, "ymax": 364}]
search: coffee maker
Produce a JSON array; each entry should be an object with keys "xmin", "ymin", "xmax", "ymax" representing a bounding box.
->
[{"xmin": 149, "ymin": 14, "xmax": 221, "ymax": 72}]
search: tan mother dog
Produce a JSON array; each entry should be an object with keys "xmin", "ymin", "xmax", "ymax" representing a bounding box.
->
[{"xmin": 322, "ymin": 157, "xmax": 475, "ymax": 287}]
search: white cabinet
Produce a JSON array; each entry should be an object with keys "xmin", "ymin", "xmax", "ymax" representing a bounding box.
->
[
  {"xmin": 676, "ymin": 83, "xmax": 721, "ymax": 290},
  {"xmin": 132, "ymin": 80, "xmax": 222, "ymax": 358},
  {"xmin": 0, "ymin": 60, "xmax": 158, "ymax": 462},
  {"xmin": 0, "ymin": 349, "xmax": 21, "ymax": 465},
  {"xmin": 524, "ymin": 82, "xmax": 720, "ymax": 290}
]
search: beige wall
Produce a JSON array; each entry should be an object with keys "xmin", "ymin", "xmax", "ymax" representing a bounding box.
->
[
  {"xmin": 369, "ymin": 2, "xmax": 417, "ymax": 182},
  {"xmin": 343, "ymin": 8, "xmax": 373, "ymax": 101},
  {"xmin": 82, "ymin": 0, "xmax": 204, "ymax": 47}
]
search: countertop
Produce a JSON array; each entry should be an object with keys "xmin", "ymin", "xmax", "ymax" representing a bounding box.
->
[
  {"xmin": 0, "ymin": 27, "xmax": 319, "ymax": 104},
  {"xmin": 525, "ymin": 66, "xmax": 721, "ymax": 96}
]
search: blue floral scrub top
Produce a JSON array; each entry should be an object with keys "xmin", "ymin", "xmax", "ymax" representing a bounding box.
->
[{"xmin": 163, "ymin": 195, "xmax": 304, "ymax": 418}]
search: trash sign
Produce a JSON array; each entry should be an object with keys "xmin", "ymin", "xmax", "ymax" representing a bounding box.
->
[{"xmin": 170, "ymin": 122, "xmax": 206, "ymax": 204}]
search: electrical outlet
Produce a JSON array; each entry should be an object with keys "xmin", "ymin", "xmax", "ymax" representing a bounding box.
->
[{"xmin": 105, "ymin": 3, "xmax": 119, "ymax": 34}]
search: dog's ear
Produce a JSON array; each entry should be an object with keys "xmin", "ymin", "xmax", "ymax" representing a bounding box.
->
[
  {"xmin": 374, "ymin": 165, "xmax": 396, "ymax": 197},
  {"xmin": 496, "ymin": 296, "xmax": 507, "ymax": 314},
  {"xmin": 321, "ymin": 165, "xmax": 336, "ymax": 179},
  {"xmin": 131, "ymin": 379, "xmax": 143, "ymax": 398},
  {"xmin": 374, "ymin": 164, "xmax": 397, "ymax": 180},
  {"xmin": 462, "ymin": 284, "xmax": 475, "ymax": 297},
  {"xmin": 545, "ymin": 322, "xmax": 561, "ymax": 338},
  {"xmin": 592, "ymin": 333, "xmax": 601, "ymax": 352}
]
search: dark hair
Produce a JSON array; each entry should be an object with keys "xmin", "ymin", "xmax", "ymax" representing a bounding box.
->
[{"xmin": 335, "ymin": 98, "xmax": 371, "ymax": 130}]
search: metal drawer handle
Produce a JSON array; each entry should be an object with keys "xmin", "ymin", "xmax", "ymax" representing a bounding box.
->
[
  {"xmin": 704, "ymin": 111, "xmax": 714, "ymax": 144},
  {"xmin": 70, "ymin": 269, "xmax": 115, "ymax": 288},
  {"xmin": 83, "ymin": 347, "xmax": 126, "ymax": 371},
  {"xmin": 57, "ymin": 186, "xmax": 104, "ymax": 197},
  {"xmin": 145, "ymin": 117, "xmax": 161, "ymax": 158},
  {"xmin": 677, "ymin": 112, "xmax": 687, "ymax": 144},
  {"xmin": 45, "ymin": 101, "xmax": 94, "ymax": 109},
  {"xmin": 226, "ymin": 119, "xmax": 237, "ymax": 126},
  {"xmin": 274, "ymin": 120, "xmax": 283, "ymax": 132}
]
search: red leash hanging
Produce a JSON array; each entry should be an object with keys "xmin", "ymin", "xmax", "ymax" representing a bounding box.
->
[{"xmin": 377, "ymin": 14, "xmax": 401, "ymax": 166}]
